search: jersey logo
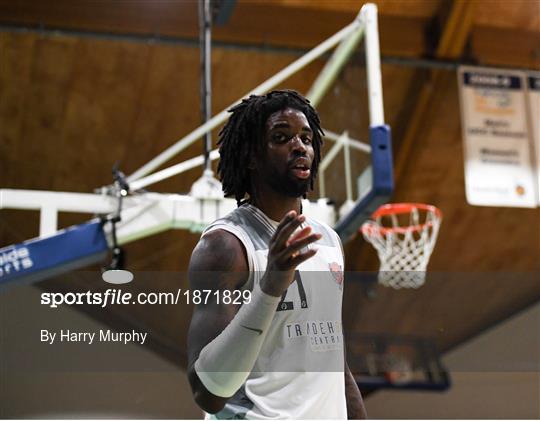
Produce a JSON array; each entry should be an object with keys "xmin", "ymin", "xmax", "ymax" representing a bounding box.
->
[
  {"xmin": 329, "ymin": 262, "xmax": 343, "ymax": 289},
  {"xmin": 276, "ymin": 270, "xmax": 308, "ymax": 311}
]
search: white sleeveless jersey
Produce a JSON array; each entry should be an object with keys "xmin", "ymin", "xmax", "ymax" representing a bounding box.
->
[{"xmin": 202, "ymin": 203, "xmax": 347, "ymax": 420}]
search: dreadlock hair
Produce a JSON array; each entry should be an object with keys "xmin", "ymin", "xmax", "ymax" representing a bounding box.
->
[{"xmin": 217, "ymin": 89, "xmax": 324, "ymax": 205}]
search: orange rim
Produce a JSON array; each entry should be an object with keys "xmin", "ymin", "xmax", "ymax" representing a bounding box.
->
[{"xmin": 361, "ymin": 203, "xmax": 442, "ymax": 235}]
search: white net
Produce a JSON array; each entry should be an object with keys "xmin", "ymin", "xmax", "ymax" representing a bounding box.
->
[{"xmin": 361, "ymin": 203, "xmax": 442, "ymax": 289}]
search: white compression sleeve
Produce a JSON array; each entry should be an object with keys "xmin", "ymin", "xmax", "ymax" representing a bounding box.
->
[{"xmin": 194, "ymin": 283, "xmax": 280, "ymax": 398}]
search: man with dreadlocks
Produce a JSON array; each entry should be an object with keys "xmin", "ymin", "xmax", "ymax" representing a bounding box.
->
[{"xmin": 187, "ymin": 90, "xmax": 366, "ymax": 419}]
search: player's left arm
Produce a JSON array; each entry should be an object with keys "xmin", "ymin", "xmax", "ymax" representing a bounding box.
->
[
  {"xmin": 332, "ymin": 227, "xmax": 367, "ymax": 418},
  {"xmin": 345, "ymin": 360, "xmax": 367, "ymax": 419}
]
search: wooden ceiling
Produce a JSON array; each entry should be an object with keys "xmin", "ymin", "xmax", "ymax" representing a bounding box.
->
[
  {"xmin": 0, "ymin": 0, "xmax": 539, "ymax": 66},
  {"xmin": 1, "ymin": 0, "xmax": 539, "ymax": 375}
]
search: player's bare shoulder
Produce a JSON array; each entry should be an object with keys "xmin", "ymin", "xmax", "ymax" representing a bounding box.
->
[{"xmin": 189, "ymin": 229, "xmax": 249, "ymax": 290}]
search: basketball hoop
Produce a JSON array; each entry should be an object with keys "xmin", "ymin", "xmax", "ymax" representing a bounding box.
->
[{"xmin": 361, "ymin": 203, "xmax": 442, "ymax": 289}]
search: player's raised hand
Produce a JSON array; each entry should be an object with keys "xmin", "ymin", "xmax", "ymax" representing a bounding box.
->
[{"xmin": 260, "ymin": 210, "xmax": 321, "ymax": 297}]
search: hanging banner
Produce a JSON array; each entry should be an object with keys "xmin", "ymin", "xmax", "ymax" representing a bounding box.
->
[
  {"xmin": 458, "ymin": 66, "xmax": 537, "ymax": 207},
  {"xmin": 527, "ymin": 72, "xmax": 540, "ymax": 205}
]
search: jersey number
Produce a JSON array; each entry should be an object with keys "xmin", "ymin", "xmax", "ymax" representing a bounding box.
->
[{"xmin": 276, "ymin": 270, "xmax": 308, "ymax": 311}]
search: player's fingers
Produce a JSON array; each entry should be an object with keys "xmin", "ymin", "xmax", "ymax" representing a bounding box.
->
[
  {"xmin": 270, "ymin": 211, "xmax": 299, "ymax": 249},
  {"xmin": 275, "ymin": 233, "xmax": 321, "ymax": 265},
  {"xmin": 288, "ymin": 248, "xmax": 318, "ymax": 268},
  {"xmin": 273, "ymin": 210, "xmax": 296, "ymax": 235},
  {"xmin": 273, "ymin": 214, "xmax": 305, "ymax": 249},
  {"xmin": 286, "ymin": 233, "xmax": 322, "ymax": 255},
  {"xmin": 286, "ymin": 226, "xmax": 312, "ymax": 247}
]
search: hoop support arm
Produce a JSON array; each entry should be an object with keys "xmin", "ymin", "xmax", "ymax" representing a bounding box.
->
[
  {"xmin": 126, "ymin": 13, "xmax": 365, "ymax": 184},
  {"xmin": 364, "ymin": 3, "xmax": 385, "ymax": 126},
  {"xmin": 335, "ymin": 125, "xmax": 394, "ymax": 241}
]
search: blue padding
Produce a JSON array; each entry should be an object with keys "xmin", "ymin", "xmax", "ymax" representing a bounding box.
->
[
  {"xmin": 0, "ymin": 219, "xmax": 108, "ymax": 287},
  {"xmin": 335, "ymin": 125, "xmax": 394, "ymax": 242}
]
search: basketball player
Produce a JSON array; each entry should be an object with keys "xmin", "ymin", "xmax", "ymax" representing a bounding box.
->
[{"xmin": 187, "ymin": 90, "xmax": 366, "ymax": 419}]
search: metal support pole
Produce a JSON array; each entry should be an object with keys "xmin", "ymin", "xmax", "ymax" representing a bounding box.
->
[
  {"xmin": 39, "ymin": 205, "xmax": 58, "ymax": 237},
  {"xmin": 363, "ymin": 3, "xmax": 385, "ymax": 126},
  {"xmin": 126, "ymin": 17, "xmax": 363, "ymax": 183},
  {"xmin": 199, "ymin": 0, "xmax": 213, "ymax": 171},
  {"xmin": 130, "ymin": 150, "xmax": 220, "ymax": 191},
  {"xmin": 343, "ymin": 132, "xmax": 353, "ymax": 202},
  {"xmin": 306, "ymin": 22, "xmax": 364, "ymax": 107}
]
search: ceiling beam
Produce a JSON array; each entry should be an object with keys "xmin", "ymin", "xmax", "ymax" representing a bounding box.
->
[
  {"xmin": 0, "ymin": 0, "xmax": 430, "ymax": 56},
  {"xmin": 393, "ymin": 0, "xmax": 476, "ymax": 184},
  {"xmin": 471, "ymin": 26, "xmax": 540, "ymax": 70}
]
